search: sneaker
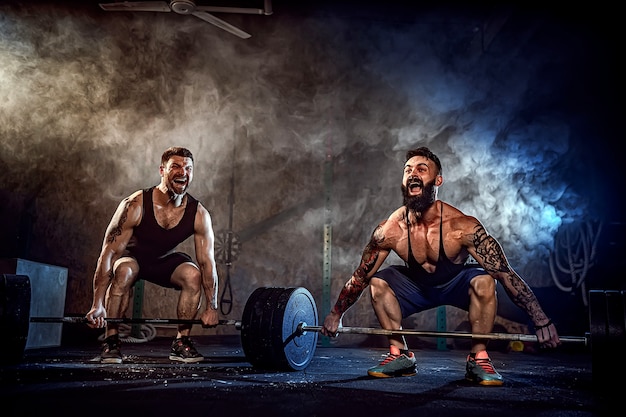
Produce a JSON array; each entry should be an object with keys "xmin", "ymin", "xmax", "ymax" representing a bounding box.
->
[
  {"xmin": 465, "ymin": 350, "xmax": 503, "ymax": 386},
  {"xmin": 367, "ymin": 345, "xmax": 417, "ymax": 378},
  {"xmin": 100, "ymin": 334, "xmax": 122, "ymax": 364},
  {"xmin": 169, "ymin": 336, "xmax": 204, "ymax": 363}
]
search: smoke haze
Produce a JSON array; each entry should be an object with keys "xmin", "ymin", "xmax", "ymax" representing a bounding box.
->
[{"xmin": 0, "ymin": 1, "xmax": 620, "ymax": 320}]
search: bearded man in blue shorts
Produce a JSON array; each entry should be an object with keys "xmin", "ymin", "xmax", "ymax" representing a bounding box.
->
[{"xmin": 321, "ymin": 147, "xmax": 560, "ymax": 385}]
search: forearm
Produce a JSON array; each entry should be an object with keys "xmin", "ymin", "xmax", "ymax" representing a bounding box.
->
[
  {"xmin": 502, "ymin": 274, "xmax": 550, "ymax": 326},
  {"xmin": 332, "ymin": 275, "xmax": 368, "ymax": 316},
  {"xmin": 472, "ymin": 228, "xmax": 550, "ymax": 326},
  {"xmin": 91, "ymin": 257, "xmax": 114, "ymax": 308},
  {"xmin": 201, "ymin": 263, "xmax": 219, "ymax": 310}
]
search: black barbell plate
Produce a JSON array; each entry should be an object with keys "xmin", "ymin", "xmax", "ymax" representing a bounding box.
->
[
  {"xmin": 240, "ymin": 286, "xmax": 318, "ymax": 371},
  {"xmin": 605, "ymin": 290, "xmax": 625, "ymax": 342},
  {"xmin": 240, "ymin": 286, "xmax": 280, "ymax": 369},
  {"xmin": 0, "ymin": 274, "xmax": 31, "ymax": 365},
  {"xmin": 604, "ymin": 290, "xmax": 626, "ymax": 381},
  {"xmin": 588, "ymin": 290, "xmax": 607, "ymax": 383}
]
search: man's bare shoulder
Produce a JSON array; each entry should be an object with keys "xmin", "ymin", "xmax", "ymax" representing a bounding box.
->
[
  {"xmin": 112, "ymin": 190, "xmax": 144, "ymax": 225},
  {"xmin": 378, "ymin": 207, "xmax": 406, "ymax": 229},
  {"xmin": 373, "ymin": 207, "xmax": 407, "ymax": 245},
  {"xmin": 386, "ymin": 206, "xmax": 407, "ymax": 222},
  {"xmin": 195, "ymin": 202, "xmax": 211, "ymax": 220},
  {"xmin": 441, "ymin": 202, "xmax": 482, "ymax": 232},
  {"xmin": 193, "ymin": 202, "xmax": 213, "ymax": 233},
  {"xmin": 127, "ymin": 189, "xmax": 144, "ymax": 202},
  {"xmin": 122, "ymin": 190, "xmax": 144, "ymax": 210}
]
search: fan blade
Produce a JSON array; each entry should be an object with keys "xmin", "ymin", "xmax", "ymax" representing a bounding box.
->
[
  {"xmin": 99, "ymin": 2, "xmax": 171, "ymax": 12},
  {"xmin": 195, "ymin": 6, "xmax": 263, "ymax": 15},
  {"xmin": 192, "ymin": 11, "xmax": 251, "ymax": 39},
  {"xmin": 195, "ymin": 0, "xmax": 272, "ymax": 15}
]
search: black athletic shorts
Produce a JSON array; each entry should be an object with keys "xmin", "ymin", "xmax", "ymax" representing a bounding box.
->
[{"xmin": 135, "ymin": 252, "xmax": 195, "ymax": 290}]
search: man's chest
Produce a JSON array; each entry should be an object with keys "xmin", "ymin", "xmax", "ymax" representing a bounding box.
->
[{"xmin": 153, "ymin": 204, "xmax": 186, "ymax": 230}]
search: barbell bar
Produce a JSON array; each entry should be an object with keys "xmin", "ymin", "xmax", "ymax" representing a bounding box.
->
[
  {"xmin": 29, "ymin": 317, "xmax": 589, "ymax": 345},
  {"xmin": 297, "ymin": 323, "xmax": 589, "ymax": 344},
  {"xmin": 30, "ymin": 316, "xmax": 242, "ymax": 329},
  {"xmin": 2, "ymin": 274, "xmax": 623, "ymax": 376}
]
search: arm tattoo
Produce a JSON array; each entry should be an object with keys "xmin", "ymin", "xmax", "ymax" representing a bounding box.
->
[
  {"xmin": 473, "ymin": 224, "xmax": 545, "ymax": 321},
  {"xmin": 334, "ymin": 226, "xmax": 384, "ymax": 314},
  {"xmin": 472, "ymin": 225, "xmax": 510, "ymax": 274},
  {"xmin": 106, "ymin": 197, "xmax": 134, "ymax": 244}
]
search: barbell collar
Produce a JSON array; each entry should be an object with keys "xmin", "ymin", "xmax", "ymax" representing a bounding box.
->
[{"xmin": 298, "ymin": 324, "xmax": 588, "ymax": 346}]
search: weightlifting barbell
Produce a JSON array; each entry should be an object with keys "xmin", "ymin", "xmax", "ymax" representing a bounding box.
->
[
  {"xmin": 2, "ymin": 274, "xmax": 624, "ymax": 378},
  {"xmin": 27, "ymin": 317, "xmax": 589, "ymax": 344}
]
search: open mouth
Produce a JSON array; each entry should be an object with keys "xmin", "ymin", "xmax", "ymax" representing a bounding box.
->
[
  {"xmin": 408, "ymin": 179, "xmax": 422, "ymax": 193},
  {"xmin": 173, "ymin": 177, "xmax": 188, "ymax": 188}
]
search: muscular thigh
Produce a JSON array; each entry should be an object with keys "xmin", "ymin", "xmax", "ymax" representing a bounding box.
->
[
  {"xmin": 374, "ymin": 266, "xmax": 430, "ymax": 318},
  {"xmin": 111, "ymin": 257, "xmax": 140, "ymax": 289}
]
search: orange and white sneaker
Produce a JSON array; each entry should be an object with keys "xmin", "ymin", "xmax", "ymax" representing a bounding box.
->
[{"xmin": 465, "ymin": 350, "xmax": 503, "ymax": 386}]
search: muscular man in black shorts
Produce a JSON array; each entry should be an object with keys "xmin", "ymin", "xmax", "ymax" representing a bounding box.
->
[{"xmin": 85, "ymin": 146, "xmax": 220, "ymax": 364}]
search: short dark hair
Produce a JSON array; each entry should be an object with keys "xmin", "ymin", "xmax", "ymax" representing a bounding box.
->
[
  {"xmin": 405, "ymin": 147, "xmax": 442, "ymax": 175},
  {"xmin": 161, "ymin": 147, "xmax": 194, "ymax": 165}
]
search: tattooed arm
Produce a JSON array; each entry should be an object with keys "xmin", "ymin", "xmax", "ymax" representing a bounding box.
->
[
  {"xmin": 465, "ymin": 218, "xmax": 561, "ymax": 348},
  {"xmin": 85, "ymin": 191, "xmax": 143, "ymax": 328},
  {"xmin": 321, "ymin": 222, "xmax": 391, "ymax": 337}
]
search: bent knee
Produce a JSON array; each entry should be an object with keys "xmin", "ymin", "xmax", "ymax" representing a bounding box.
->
[
  {"xmin": 111, "ymin": 260, "xmax": 139, "ymax": 290},
  {"xmin": 469, "ymin": 274, "xmax": 496, "ymax": 299},
  {"xmin": 369, "ymin": 277, "xmax": 393, "ymax": 301},
  {"xmin": 172, "ymin": 262, "xmax": 202, "ymax": 290}
]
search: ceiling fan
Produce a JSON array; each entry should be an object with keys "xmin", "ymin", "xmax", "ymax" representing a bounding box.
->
[{"xmin": 98, "ymin": 0, "xmax": 273, "ymax": 39}]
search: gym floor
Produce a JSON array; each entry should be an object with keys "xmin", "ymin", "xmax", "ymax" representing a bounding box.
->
[{"xmin": 0, "ymin": 333, "xmax": 611, "ymax": 417}]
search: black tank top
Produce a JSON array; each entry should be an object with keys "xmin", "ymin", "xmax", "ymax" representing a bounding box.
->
[
  {"xmin": 405, "ymin": 203, "xmax": 466, "ymax": 287},
  {"xmin": 125, "ymin": 187, "xmax": 199, "ymax": 260}
]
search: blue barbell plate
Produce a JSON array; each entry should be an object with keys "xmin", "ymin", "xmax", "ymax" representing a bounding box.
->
[{"xmin": 281, "ymin": 287, "xmax": 318, "ymax": 370}]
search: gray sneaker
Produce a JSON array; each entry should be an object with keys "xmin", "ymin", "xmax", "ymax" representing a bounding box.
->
[{"xmin": 367, "ymin": 345, "xmax": 417, "ymax": 378}]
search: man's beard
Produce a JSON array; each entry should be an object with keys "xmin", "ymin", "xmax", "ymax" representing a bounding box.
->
[{"xmin": 402, "ymin": 180, "xmax": 437, "ymax": 214}]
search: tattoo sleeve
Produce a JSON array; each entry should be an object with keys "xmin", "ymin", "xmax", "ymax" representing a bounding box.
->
[
  {"xmin": 472, "ymin": 224, "xmax": 546, "ymax": 323},
  {"xmin": 333, "ymin": 225, "xmax": 384, "ymax": 315},
  {"xmin": 472, "ymin": 225, "xmax": 510, "ymax": 275}
]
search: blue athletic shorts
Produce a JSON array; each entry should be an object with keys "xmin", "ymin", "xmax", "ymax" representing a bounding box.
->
[
  {"xmin": 373, "ymin": 265, "xmax": 488, "ymax": 318},
  {"xmin": 135, "ymin": 252, "xmax": 195, "ymax": 290}
]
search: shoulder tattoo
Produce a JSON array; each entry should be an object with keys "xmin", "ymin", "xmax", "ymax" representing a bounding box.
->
[
  {"xmin": 354, "ymin": 225, "xmax": 384, "ymax": 280},
  {"xmin": 106, "ymin": 196, "xmax": 137, "ymax": 244}
]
